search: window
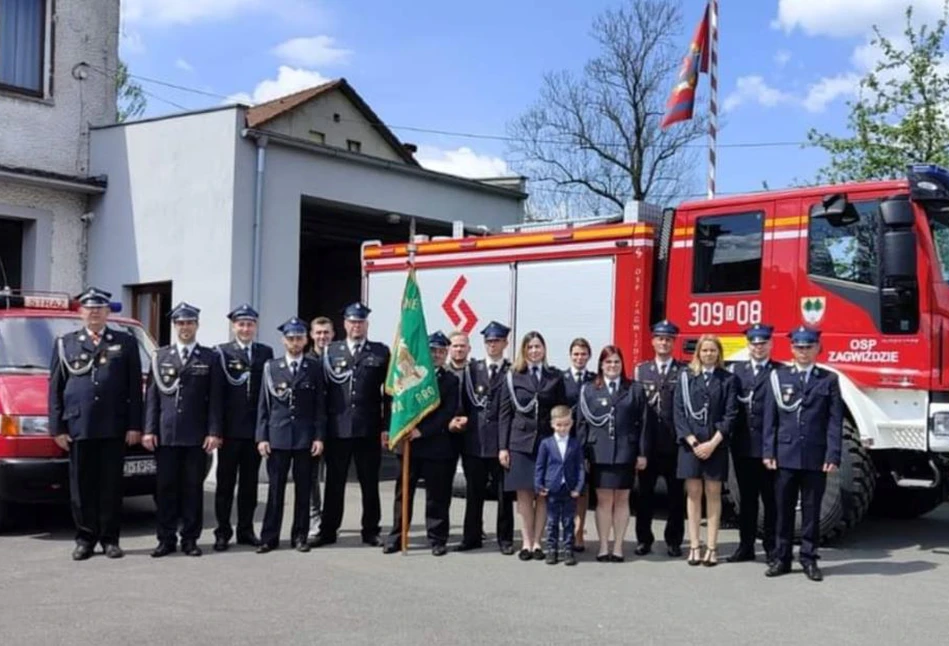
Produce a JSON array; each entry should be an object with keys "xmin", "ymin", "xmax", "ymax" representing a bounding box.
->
[
  {"xmin": 925, "ymin": 205, "xmax": 949, "ymax": 282},
  {"xmin": 309, "ymin": 129, "xmax": 325, "ymax": 144},
  {"xmin": 0, "ymin": 0, "xmax": 46, "ymax": 96},
  {"xmin": 808, "ymin": 200, "xmax": 880, "ymax": 286},
  {"xmin": 347, "ymin": 139, "xmax": 361, "ymax": 153},
  {"xmin": 692, "ymin": 211, "xmax": 763, "ymax": 294},
  {"xmin": 131, "ymin": 282, "xmax": 172, "ymax": 347}
]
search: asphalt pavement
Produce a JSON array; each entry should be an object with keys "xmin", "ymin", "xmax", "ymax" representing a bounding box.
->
[{"xmin": 0, "ymin": 478, "xmax": 947, "ymax": 646}]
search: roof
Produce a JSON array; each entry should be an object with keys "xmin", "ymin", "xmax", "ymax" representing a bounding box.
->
[
  {"xmin": 677, "ymin": 179, "xmax": 908, "ymax": 211},
  {"xmin": 0, "ymin": 164, "xmax": 107, "ymax": 193},
  {"xmin": 244, "ymin": 78, "xmax": 420, "ymax": 166}
]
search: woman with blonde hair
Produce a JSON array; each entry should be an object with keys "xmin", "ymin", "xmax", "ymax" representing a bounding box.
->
[
  {"xmin": 673, "ymin": 334, "xmax": 738, "ymax": 566},
  {"xmin": 499, "ymin": 331, "xmax": 566, "ymax": 561}
]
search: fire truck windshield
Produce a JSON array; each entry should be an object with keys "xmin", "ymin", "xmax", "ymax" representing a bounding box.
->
[
  {"xmin": 0, "ymin": 317, "xmax": 155, "ymax": 373},
  {"xmin": 925, "ymin": 205, "xmax": 949, "ymax": 281}
]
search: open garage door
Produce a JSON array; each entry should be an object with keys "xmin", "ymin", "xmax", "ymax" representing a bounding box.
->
[{"xmin": 298, "ymin": 196, "xmax": 453, "ymax": 334}]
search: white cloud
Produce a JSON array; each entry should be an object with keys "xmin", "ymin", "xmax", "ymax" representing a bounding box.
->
[
  {"xmin": 801, "ymin": 73, "xmax": 860, "ymax": 112},
  {"xmin": 723, "ymin": 76, "xmax": 794, "ymax": 112},
  {"xmin": 120, "ymin": 28, "xmax": 146, "ymax": 56},
  {"xmin": 227, "ymin": 66, "xmax": 331, "ymax": 105},
  {"xmin": 415, "ymin": 146, "xmax": 512, "ymax": 179},
  {"xmin": 772, "ymin": 0, "xmax": 945, "ymax": 38},
  {"xmin": 175, "ymin": 58, "xmax": 194, "ymax": 73},
  {"xmin": 272, "ymin": 36, "xmax": 351, "ymax": 67},
  {"xmin": 122, "ymin": 0, "xmax": 261, "ymax": 25},
  {"xmin": 774, "ymin": 50, "xmax": 792, "ymax": 67}
]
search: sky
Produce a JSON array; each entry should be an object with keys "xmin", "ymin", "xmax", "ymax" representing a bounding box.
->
[{"xmin": 118, "ymin": 0, "xmax": 949, "ymax": 207}]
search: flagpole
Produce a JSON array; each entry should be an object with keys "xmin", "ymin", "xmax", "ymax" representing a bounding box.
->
[
  {"xmin": 401, "ymin": 217, "xmax": 417, "ymax": 555},
  {"xmin": 707, "ymin": 0, "xmax": 719, "ymax": 199}
]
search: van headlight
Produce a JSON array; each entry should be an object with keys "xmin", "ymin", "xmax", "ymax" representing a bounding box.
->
[{"xmin": 932, "ymin": 412, "xmax": 949, "ymax": 437}]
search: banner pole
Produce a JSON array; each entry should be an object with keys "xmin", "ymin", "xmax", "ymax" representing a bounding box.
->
[
  {"xmin": 400, "ymin": 217, "xmax": 417, "ymax": 556},
  {"xmin": 707, "ymin": 0, "xmax": 719, "ymax": 199}
]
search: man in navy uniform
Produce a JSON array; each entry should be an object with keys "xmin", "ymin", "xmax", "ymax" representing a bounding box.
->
[
  {"xmin": 383, "ymin": 332, "xmax": 461, "ymax": 556},
  {"xmin": 256, "ymin": 317, "xmax": 326, "ymax": 553},
  {"xmin": 212, "ymin": 303, "xmax": 274, "ymax": 551},
  {"xmin": 455, "ymin": 321, "xmax": 515, "ymax": 555},
  {"xmin": 48, "ymin": 287, "xmax": 143, "ymax": 560},
  {"xmin": 727, "ymin": 323, "xmax": 779, "ymax": 563},
  {"xmin": 144, "ymin": 302, "xmax": 224, "ymax": 557},
  {"xmin": 315, "ymin": 302, "xmax": 391, "ymax": 547},
  {"xmin": 763, "ymin": 326, "xmax": 842, "ymax": 582},
  {"xmin": 305, "ymin": 316, "xmax": 334, "ymax": 546},
  {"xmin": 633, "ymin": 320, "xmax": 686, "ymax": 557}
]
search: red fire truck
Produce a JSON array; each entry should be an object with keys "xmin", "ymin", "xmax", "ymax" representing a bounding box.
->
[
  {"xmin": 0, "ymin": 290, "xmax": 158, "ymax": 530},
  {"xmin": 362, "ymin": 164, "xmax": 949, "ymax": 542}
]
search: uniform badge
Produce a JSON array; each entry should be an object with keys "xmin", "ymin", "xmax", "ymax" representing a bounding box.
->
[
  {"xmin": 341, "ymin": 361, "xmax": 347, "ymax": 367},
  {"xmin": 105, "ymin": 333, "xmax": 113, "ymax": 341},
  {"xmin": 73, "ymin": 361, "xmax": 81, "ymax": 369},
  {"xmin": 163, "ymin": 375, "xmax": 172, "ymax": 384},
  {"xmin": 599, "ymin": 398, "xmax": 609, "ymax": 406},
  {"xmin": 80, "ymin": 353, "xmax": 88, "ymax": 360},
  {"xmin": 169, "ymin": 368, "xmax": 177, "ymax": 376},
  {"xmin": 99, "ymin": 356, "xmax": 107, "ymax": 365},
  {"xmin": 235, "ymin": 362, "xmax": 244, "ymax": 370},
  {"xmin": 781, "ymin": 385, "xmax": 794, "ymax": 403},
  {"xmin": 477, "ymin": 384, "xmax": 485, "ymax": 393}
]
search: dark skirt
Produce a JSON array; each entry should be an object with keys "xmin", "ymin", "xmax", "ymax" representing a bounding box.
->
[
  {"xmin": 677, "ymin": 444, "xmax": 729, "ymax": 481},
  {"xmin": 504, "ymin": 450, "xmax": 537, "ymax": 492},
  {"xmin": 592, "ymin": 463, "xmax": 634, "ymax": 490}
]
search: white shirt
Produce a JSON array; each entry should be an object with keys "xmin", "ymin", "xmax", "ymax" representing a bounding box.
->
[
  {"xmin": 347, "ymin": 338, "xmax": 365, "ymax": 355},
  {"xmin": 751, "ymin": 360, "xmax": 768, "ymax": 373},
  {"xmin": 795, "ymin": 364, "xmax": 814, "ymax": 383},
  {"xmin": 176, "ymin": 342, "xmax": 196, "ymax": 359},
  {"xmin": 554, "ymin": 433, "xmax": 569, "ymax": 459},
  {"xmin": 573, "ymin": 370, "xmax": 584, "ymax": 382},
  {"xmin": 606, "ymin": 378, "xmax": 619, "ymax": 393},
  {"xmin": 236, "ymin": 340, "xmax": 252, "ymax": 358},
  {"xmin": 285, "ymin": 354, "xmax": 303, "ymax": 373},
  {"xmin": 655, "ymin": 359, "xmax": 671, "ymax": 375}
]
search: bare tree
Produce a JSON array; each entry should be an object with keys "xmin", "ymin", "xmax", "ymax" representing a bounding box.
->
[{"xmin": 508, "ymin": 0, "xmax": 707, "ymax": 219}]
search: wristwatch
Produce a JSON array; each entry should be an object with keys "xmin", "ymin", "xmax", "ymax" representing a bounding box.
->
[{"xmin": 689, "ymin": 439, "xmax": 699, "ymax": 449}]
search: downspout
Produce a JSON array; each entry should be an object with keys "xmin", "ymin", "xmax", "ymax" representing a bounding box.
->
[{"xmin": 249, "ymin": 133, "xmax": 268, "ymax": 309}]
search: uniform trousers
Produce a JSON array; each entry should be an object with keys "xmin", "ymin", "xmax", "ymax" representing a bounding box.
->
[
  {"xmin": 734, "ymin": 456, "xmax": 777, "ymax": 556},
  {"xmin": 260, "ymin": 449, "xmax": 313, "ymax": 547},
  {"xmin": 774, "ymin": 468, "xmax": 827, "ymax": 566},
  {"xmin": 634, "ymin": 452, "xmax": 685, "ymax": 548},
  {"xmin": 155, "ymin": 446, "xmax": 206, "ymax": 545},
  {"xmin": 461, "ymin": 454, "xmax": 514, "ymax": 546},
  {"xmin": 322, "ymin": 437, "xmax": 382, "ymax": 540},
  {"xmin": 214, "ymin": 438, "xmax": 260, "ymax": 540},
  {"xmin": 69, "ymin": 438, "xmax": 125, "ymax": 547},
  {"xmin": 387, "ymin": 455, "xmax": 455, "ymax": 548}
]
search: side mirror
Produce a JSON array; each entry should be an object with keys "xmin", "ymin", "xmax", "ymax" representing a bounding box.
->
[
  {"xmin": 882, "ymin": 230, "xmax": 917, "ymax": 279},
  {"xmin": 880, "ymin": 197, "xmax": 915, "ymax": 227},
  {"xmin": 811, "ymin": 194, "xmax": 859, "ymax": 227}
]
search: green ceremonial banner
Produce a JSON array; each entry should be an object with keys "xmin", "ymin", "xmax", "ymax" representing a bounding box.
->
[{"xmin": 385, "ymin": 268, "xmax": 440, "ymax": 449}]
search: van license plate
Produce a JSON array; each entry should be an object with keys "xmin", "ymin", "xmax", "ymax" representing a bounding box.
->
[{"xmin": 123, "ymin": 458, "xmax": 156, "ymax": 477}]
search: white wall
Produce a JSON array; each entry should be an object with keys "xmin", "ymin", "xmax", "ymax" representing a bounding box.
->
[
  {"xmin": 87, "ymin": 108, "xmax": 242, "ymax": 344},
  {"xmin": 0, "ymin": 0, "xmax": 119, "ymax": 176}
]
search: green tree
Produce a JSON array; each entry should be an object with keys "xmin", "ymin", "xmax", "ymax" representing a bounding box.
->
[
  {"xmin": 116, "ymin": 60, "xmax": 147, "ymax": 123},
  {"xmin": 808, "ymin": 3, "xmax": 949, "ymax": 183}
]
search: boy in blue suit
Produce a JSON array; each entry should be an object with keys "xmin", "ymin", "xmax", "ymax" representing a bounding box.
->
[{"xmin": 534, "ymin": 405, "xmax": 585, "ymax": 565}]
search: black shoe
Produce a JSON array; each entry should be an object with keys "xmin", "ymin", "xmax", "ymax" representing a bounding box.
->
[
  {"xmin": 518, "ymin": 548, "xmax": 532, "ymax": 561},
  {"xmin": 634, "ymin": 544, "xmax": 652, "ymax": 556},
  {"xmin": 256, "ymin": 543, "xmax": 274, "ymax": 554},
  {"xmin": 573, "ymin": 543, "xmax": 586, "ymax": 553},
  {"xmin": 362, "ymin": 535, "xmax": 382, "ymax": 547},
  {"xmin": 667, "ymin": 545, "xmax": 683, "ymax": 558},
  {"xmin": 182, "ymin": 543, "xmax": 202, "ymax": 557},
  {"xmin": 151, "ymin": 543, "xmax": 176, "ymax": 558},
  {"xmin": 609, "ymin": 554, "xmax": 625, "ymax": 563},
  {"xmin": 453, "ymin": 542, "xmax": 482, "ymax": 552},
  {"xmin": 213, "ymin": 537, "xmax": 229, "ymax": 552},
  {"xmin": 312, "ymin": 534, "xmax": 337, "ymax": 548},
  {"xmin": 432, "ymin": 545, "xmax": 447, "ymax": 557},
  {"xmin": 596, "ymin": 553, "xmax": 611, "ymax": 562},
  {"xmin": 296, "ymin": 541, "xmax": 311, "ymax": 553},
  {"xmin": 103, "ymin": 544, "xmax": 124, "ymax": 559},
  {"xmin": 306, "ymin": 535, "xmax": 320, "ymax": 548},
  {"xmin": 499, "ymin": 543, "xmax": 515, "ymax": 556},
  {"xmin": 727, "ymin": 547, "xmax": 755, "ymax": 563},
  {"xmin": 72, "ymin": 544, "xmax": 93, "ymax": 561},
  {"xmin": 545, "ymin": 552, "xmax": 558, "ymax": 565},
  {"xmin": 765, "ymin": 561, "xmax": 791, "ymax": 578},
  {"xmin": 236, "ymin": 534, "xmax": 260, "ymax": 547},
  {"xmin": 564, "ymin": 552, "xmax": 577, "ymax": 566},
  {"xmin": 383, "ymin": 543, "xmax": 401, "ymax": 554},
  {"xmin": 532, "ymin": 548, "xmax": 545, "ymax": 561},
  {"xmin": 802, "ymin": 562, "xmax": 823, "ymax": 582}
]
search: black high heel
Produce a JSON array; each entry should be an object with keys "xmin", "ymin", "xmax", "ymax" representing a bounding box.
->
[{"xmin": 688, "ymin": 546, "xmax": 702, "ymax": 566}]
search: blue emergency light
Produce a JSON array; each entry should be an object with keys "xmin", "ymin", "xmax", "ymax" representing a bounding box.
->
[{"xmin": 908, "ymin": 164, "xmax": 949, "ymax": 201}]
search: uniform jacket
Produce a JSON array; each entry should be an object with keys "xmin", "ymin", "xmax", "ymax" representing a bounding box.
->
[
  {"xmin": 576, "ymin": 379, "xmax": 648, "ymax": 465},
  {"xmin": 459, "ymin": 358, "xmax": 509, "ymax": 458},
  {"xmin": 562, "ymin": 368, "xmax": 596, "ymax": 409},
  {"xmin": 534, "ymin": 435, "xmax": 585, "ymax": 495},
  {"xmin": 145, "ymin": 343, "xmax": 223, "ymax": 446},
  {"xmin": 216, "ymin": 341, "xmax": 274, "ymax": 440},
  {"xmin": 499, "ymin": 366, "xmax": 566, "ymax": 455},
  {"xmin": 48, "ymin": 327, "xmax": 143, "ymax": 440},
  {"xmin": 634, "ymin": 359, "xmax": 684, "ymax": 456},
  {"xmin": 255, "ymin": 355, "xmax": 326, "ymax": 451},
  {"xmin": 762, "ymin": 364, "xmax": 843, "ymax": 471},
  {"xmin": 323, "ymin": 340, "xmax": 391, "ymax": 439},
  {"xmin": 395, "ymin": 366, "xmax": 459, "ymax": 461},
  {"xmin": 673, "ymin": 367, "xmax": 739, "ymax": 446},
  {"xmin": 729, "ymin": 360, "xmax": 778, "ymax": 458}
]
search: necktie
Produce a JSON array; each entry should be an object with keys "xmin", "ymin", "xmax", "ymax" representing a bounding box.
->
[
  {"xmin": 703, "ymin": 371, "xmax": 710, "ymax": 385},
  {"xmin": 290, "ymin": 360, "xmax": 298, "ymax": 376},
  {"xmin": 753, "ymin": 363, "xmax": 760, "ymax": 377},
  {"xmin": 245, "ymin": 346, "xmax": 252, "ymax": 363},
  {"xmin": 532, "ymin": 367, "xmax": 540, "ymax": 383},
  {"xmin": 609, "ymin": 381, "xmax": 616, "ymax": 395},
  {"xmin": 660, "ymin": 363, "xmax": 667, "ymax": 377},
  {"xmin": 90, "ymin": 331, "xmax": 101, "ymax": 346},
  {"xmin": 489, "ymin": 364, "xmax": 497, "ymax": 380},
  {"xmin": 575, "ymin": 371, "xmax": 582, "ymax": 383},
  {"xmin": 800, "ymin": 370, "xmax": 807, "ymax": 386},
  {"xmin": 353, "ymin": 343, "xmax": 362, "ymax": 357},
  {"xmin": 180, "ymin": 347, "xmax": 189, "ymax": 362}
]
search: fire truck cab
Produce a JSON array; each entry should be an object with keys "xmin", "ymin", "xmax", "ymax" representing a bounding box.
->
[
  {"xmin": 362, "ymin": 164, "xmax": 949, "ymax": 541},
  {"xmin": 0, "ymin": 290, "xmax": 158, "ymax": 530}
]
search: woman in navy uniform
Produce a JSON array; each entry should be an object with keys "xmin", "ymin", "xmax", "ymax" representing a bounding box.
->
[
  {"xmin": 255, "ymin": 317, "xmax": 326, "ymax": 553},
  {"xmin": 763, "ymin": 327, "xmax": 842, "ymax": 582},
  {"xmin": 562, "ymin": 337, "xmax": 595, "ymax": 552},
  {"xmin": 384, "ymin": 332, "xmax": 462, "ymax": 556},
  {"xmin": 674, "ymin": 334, "xmax": 738, "ymax": 567},
  {"xmin": 576, "ymin": 345, "xmax": 647, "ymax": 562},
  {"xmin": 213, "ymin": 303, "xmax": 274, "ymax": 551},
  {"xmin": 48, "ymin": 287, "xmax": 143, "ymax": 560},
  {"xmin": 144, "ymin": 302, "xmax": 224, "ymax": 558},
  {"xmin": 727, "ymin": 323, "xmax": 778, "ymax": 563},
  {"xmin": 499, "ymin": 331, "xmax": 566, "ymax": 561}
]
